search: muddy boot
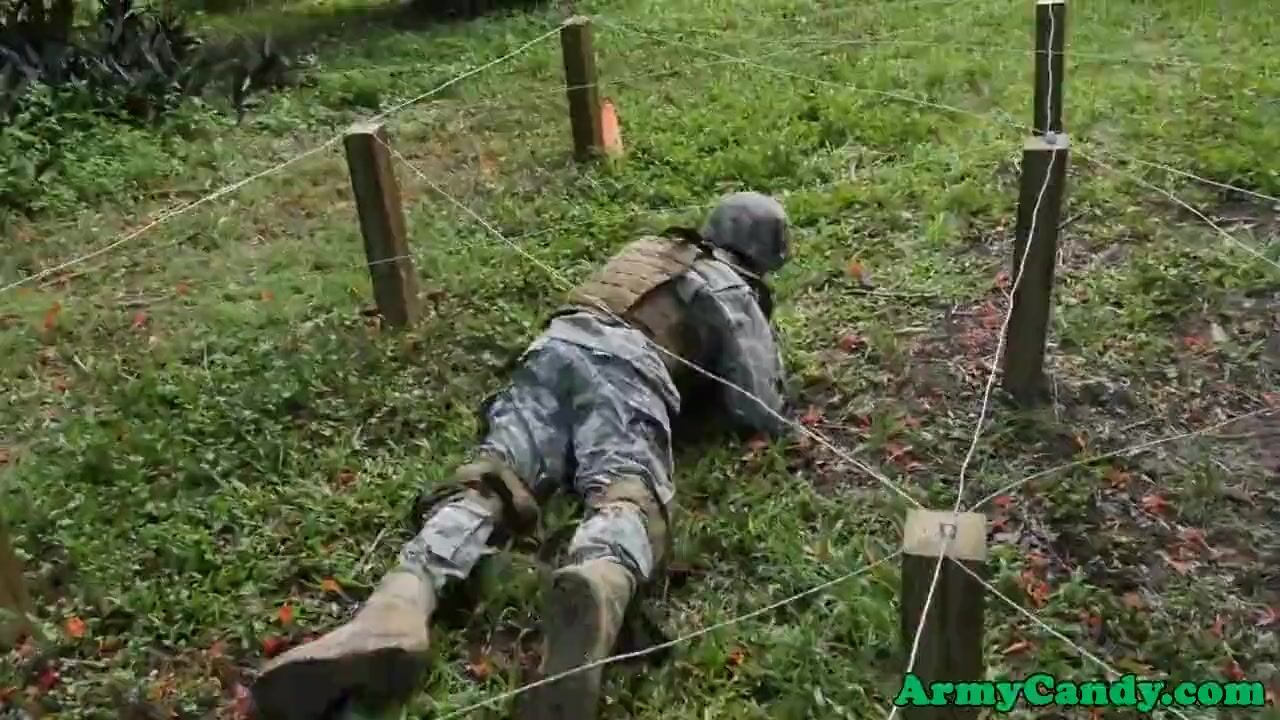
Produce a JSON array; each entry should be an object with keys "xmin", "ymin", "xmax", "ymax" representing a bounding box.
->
[
  {"xmin": 518, "ymin": 559, "xmax": 636, "ymax": 720},
  {"xmin": 250, "ymin": 569, "xmax": 436, "ymax": 720}
]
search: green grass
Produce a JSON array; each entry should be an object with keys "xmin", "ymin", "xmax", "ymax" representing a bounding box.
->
[{"xmin": 2, "ymin": 0, "xmax": 1279, "ymax": 717}]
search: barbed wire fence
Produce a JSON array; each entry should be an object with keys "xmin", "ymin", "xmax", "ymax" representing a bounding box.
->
[{"xmin": 2, "ymin": 0, "xmax": 1277, "ymax": 717}]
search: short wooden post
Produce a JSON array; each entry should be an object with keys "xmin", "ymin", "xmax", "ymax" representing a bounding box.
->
[
  {"xmin": 1032, "ymin": 0, "xmax": 1066, "ymax": 136},
  {"xmin": 0, "ymin": 519, "xmax": 30, "ymax": 649},
  {"xmin": 343, "ymin": 121, "xmax": 419, "ymax": 328},
  {"xmin": 560, "ymin": 16, "xmax": 605, "ymax": 162},
  {"xmin": 898, "ymin": 510, "xmax": 987, "ymax": 720},
  {"xmin": 1002, "ymin": 0, "xmax": 1069, "ymax": 405}
]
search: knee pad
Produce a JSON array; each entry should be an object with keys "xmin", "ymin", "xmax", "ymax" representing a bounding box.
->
[
  {"xmin": 412, "ymin": 458, "xmax": 540, "ymax": 537},
  {"xmin": 584, "ymin": 476, "xmax": 671, "ymax": 572}
]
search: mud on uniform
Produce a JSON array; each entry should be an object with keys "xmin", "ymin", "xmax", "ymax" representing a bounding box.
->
[{"xmin": 398, "ymin": 233, "xmax": 788, "ymax": 591}]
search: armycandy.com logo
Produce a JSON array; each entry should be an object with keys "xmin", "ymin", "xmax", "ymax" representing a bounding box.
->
[{"xmin": 893, "ymin": 673, "xmax": 1266, "ymax": 712}]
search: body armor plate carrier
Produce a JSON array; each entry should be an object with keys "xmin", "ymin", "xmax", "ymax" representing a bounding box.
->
[{"xmin": 564, "ymin": 234, "xmax": 706, "ymax": 378}]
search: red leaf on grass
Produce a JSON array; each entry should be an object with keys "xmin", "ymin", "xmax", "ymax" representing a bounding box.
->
[
  {"xmin": 1210, "ymin": 615, "xmax": 1226, "ymax": 638},
  {"xmin": 175, "ymin": 282, "xmax": 190, "ymax": 296},
  {"xmin": 465, "ymin": 659, "xmax": 492, "ymax": 681},
  {"xmin": 837, "ymin": 333, "xmax": 864, "ymax": 353},
  {"xmin": 1179, "ymin": 527, "xmax": 1207, "ymax": 546},
  {"xmin": 800, "ymin": 406, "xmax": 822, "ymax": 427},
  {"xmin": 992, "ymin": 495, "xmax": 1014, "ymax": 510},
  {"xmin": 846, "ymin": 261, "xmax": 868, "ymax": 284},
  {"xmin": 334, "ymin": 469, "xmax": 357, "ymax": 487},
  {"xmin": 1223, "ymin": 659, "xmax": 1246, "ymax": 682},
  {"xmin": 36, "ymin": 668, "xmax": 59, "ymax": 693},
  {"xmin": 65, "ymin": 616, "xmax": 86, "ymax": 639},
  {"xmin": 884, "ymin": 442, "xmax": 910, "ymax": 463},
  {"xmin": 42, "ymin": 302, "xmax": 61, "ymax": 332},
  {"xmin": 277, "ymin": 603, "xmax": 294, "ymax": 626},
  {"xmin": 261, "ymin": 290, "xmax": 274, "ymax": 302},
  {"xmin": 1182, "ymin": 335, "xmax": 1209, "ymax": 352},
  {"xmin": 727, "ymin": 647, "xmax": 747, "ymax": 666},
  {"xmin": 261, "ymin": 636, "xmax": 287, "ymax": 658},
  {"xmin": 1255, "ymin": 607, "xmax": 1278, "ymax": 628},
  {"xmin": 1001, "ymin": 639, "xmax": 1034, "ymax": 655},
  {"xmin": 320, "ymin": 578, "xmax": 341, "ymax": 594},
  {"xmin": 131, "ymin": 311, "xmax": 148, "ymax": 330},
  {"xmin": 994, "ymin": 270, "xmax": 1011, "ymax": 291},
  {"xmin": 1139, "ymin": 494, "xmax": 1173, "ymax": 515},
  {"xmin": 1121, "ymin": 592, "xmax": 1146, "ymax": 611}
]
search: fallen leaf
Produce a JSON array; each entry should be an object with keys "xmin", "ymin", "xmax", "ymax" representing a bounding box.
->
[
  {"xmin": 1001, "ymin": 639, "xmax": 1034, "ymax": 655},
  {"xmin": 229, "ymin": 683, "xmax": 253, "ymax": 720},
  {"xmin": 1121, "ymin": 592, "xmax": 1146, "ymax": 611},
  {"xmin": 800, "ymin": 406, "xmax": 822, "ymax": 427},
  {"xmin": 884, "ymin": 442, "xmax": 910, "ymax": 463},
  {"xmin": 334, "ymin": 469, "xmax": 357, "ymax": 487},
  {"xmin": 320, "ymin": 578, "xmax": 342, "ymax": 594},
  {"xmin": 1139, "ymin": 494, "xmax": 1173, "ymax": 515},
  {"xmin": 1104, "ymin": 467, "xmax": 1131, "ymax": 489},
  {"xmin": 846, "ymin": 260, "xmax": 871, "ymax": 286},
  {"xmin": 1158, "ymin": 551, "xmax": 1195, "ymax": 575},
  {"xmin": 727, "ymin": 647, "xmax": 747, "ymax": 666},
  {"xmin": 1255, "ymin": 607, "xmax": 1278, "ymax": 628},
  {"xmin": 0, "ymin": 448, "xmax": 9, "ymax": 464},
  {"xmin": 65, "ymin": 616, "xmax": 87, "ymax": 639},
  {"xmin": 1073, "ymin": 433, "xmax": 1088, "ymax": 451},
  {"xmin": 1223, "ymin": 659, "xmax": 1246, "ymax": 682},
  {"xmin": 0, "ymin": 686, "xmax": 16, "ymax": 703},
  {"xmin": 261, "ymin": 290, "xmax": 274, "ymax": 302},
  {"xmin": 175, "ymin": 282, "xmax": 190, "ymax": 296},
  {"xmin": 277, "ymin": 603, "xmax": 294, "ymax": 626},
  {"xmin": 989, "ymin": 515, "xmax": 1009, "ymax": 532},
  {"xmin": 992, "ymin": 495, "xmax": 1014, "ymax": 510},
  {"xmin": 261, "ymin": 636, "xmax": 287, "ymax": 658},
  {"xmin": 837, "ymin": 333, "xmax": 864, "ymax": 353},
  {"xmin": 600, "ymin": 98, "xmax": 623, "ymax": 156},
  {"xmin": 131, "ymin": 311, "xmax": 148, "ymax": 329},
  {"xmin": 36, "ymin": 667, "xmax": 59, "ymax": 693},
  {"xmin": 1178, "ymin": 527, "xmax": 1207, "ymax": 546},
  {"xmin": 42, "ymin": 302, "xmax": 61, "ymax": 332},
  {"xmin": 466, "ymin": 659, "xmax": 492, "ymax": 681},
  {"xmin": 1182, "ymin": 334, "xmax": 1209, "ymax": 352},
  {"xmin": 994, "ymin": 270, "xmax": 1011, "ymax": 291},
  {"xmin": 1210, "ymin": 615, "xmax": 1225, "ymax": 638}
]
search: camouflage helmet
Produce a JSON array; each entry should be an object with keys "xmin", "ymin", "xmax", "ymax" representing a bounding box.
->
[{"xmin": 700, "ymin": 191, "xmax": 790, "ymax": 274}]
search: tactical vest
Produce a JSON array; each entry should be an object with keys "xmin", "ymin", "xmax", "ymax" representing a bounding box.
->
[{"xmin": 564, "ymin": 234, "xmax": 707, "ymax": 379}]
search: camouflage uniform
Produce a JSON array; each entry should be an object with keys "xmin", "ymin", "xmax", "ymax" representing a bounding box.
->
[{"xmin": 250, "ymin": 192, "xmax": 791, "ymax": 720}]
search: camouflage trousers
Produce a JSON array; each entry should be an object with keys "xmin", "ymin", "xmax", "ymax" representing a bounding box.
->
[{"xmin": 398, "ymin": 335, "xmax": 676, "ymax": 592}]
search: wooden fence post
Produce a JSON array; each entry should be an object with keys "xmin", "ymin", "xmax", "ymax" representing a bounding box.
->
[
  {"xmin": 1002, "ymin": 0, "xmax": 1069, "ymax": 405},
  {"xmin": 561, "ymin": 16, "xmax": 605, "ymax": 162},
  {"xmin": 343, "ymin": 120, "xmax": 420, "ymax": 329},
  {"xmin": 1, "ymin": 518, "xmax": 30, "ymax": 649},
  {"xmin": 899, "ymin": 509, "xmax": 987, "ymax": 720}
]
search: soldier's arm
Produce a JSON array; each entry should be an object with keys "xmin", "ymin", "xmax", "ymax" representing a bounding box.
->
[{"xmin": 693, "ymin": 281, "xmax": 789, "ymax": 437}]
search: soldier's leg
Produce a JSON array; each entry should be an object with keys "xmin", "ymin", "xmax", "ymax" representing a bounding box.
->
[
  {"xmin": 520, "ymin": 350, "xmax": 675, "ymax": 720},
  {"xmin": 252, "ymin": 349, "xmax": 573, "ymax": 720}
]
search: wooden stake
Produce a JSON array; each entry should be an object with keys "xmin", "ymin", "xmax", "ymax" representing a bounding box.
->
[
  {"xmin": 0, "ymin": 518, "xmax": 30, "ymax": 649},
  {"xmin": 561, "ymin": 16, "xmax": 605, "ymax": 162},
  {"xmin": 343, "ymin": 121, "xmax": 420, "ymax": 328},
  {"xmin": 1002, "ymin": 134, "xmax": 1070, "ymax": 404},
  {"xmin": 899, "ymin": 509, "xmax": 987, "ymax": 720},
  {"xmin": 1033, "ymin": 0, "xmax": 1066, "ymax": 135}
]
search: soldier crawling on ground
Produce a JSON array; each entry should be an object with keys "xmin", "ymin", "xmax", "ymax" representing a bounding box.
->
[{"xmin": 250, "ymin": 191, "xmax": 793, "ymax": 720}]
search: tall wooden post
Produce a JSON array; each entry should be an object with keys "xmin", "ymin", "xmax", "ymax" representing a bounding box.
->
[
  {"xmin": 898, "ymin": 510, "xmax": 987, "ymax": 720},
  {"xmin": 560, "ymin": 16, "xmax": 605, "ymax": 162},
  {"xmin": 1002, "ymin": 0, "xmax": 1069, "ymax": 405},
  {"xmin": 0, "ymin": 518, "xmax": 31, "ymax": 649},
  {"xmin": 343, "ymin": 121, "xmax": 420, "ymax": 329},
  {"xmin": 1032, "ymin": 0, "xmax": 1065, "ymax": 136}
]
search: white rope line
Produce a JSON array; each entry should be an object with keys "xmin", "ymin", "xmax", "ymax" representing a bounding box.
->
[
  {"xmin": 967, "ymin": 407, "xmax": 1276, "ymax": 511},
  {"xmin": 597, "ymin": 17, "xmax": 1021, "ymax": 131},
  {"xmin": 432, "ymin": 550, "xmax": 903, "ymax": 720},
  {"xmin": 1077, "ymin": 149, "xmax": 1280, "ymax": 274},
  {"xmin": 379, "ymin": 139, "xmax": 924, "ymax": 510},
  {"xmin": 0, "ymin": 23, "xmax": 567, "ymax": 296},
  {"xmin": 953, "ymin": 559, "xmax": 1198, "ymax": 720},
  {"xmin": 1098, "ymin": 152, "xmax": 1280, "ymax": 206}
]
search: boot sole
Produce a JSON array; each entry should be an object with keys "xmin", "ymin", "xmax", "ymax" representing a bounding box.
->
[
  {"xmin": 519, "ymin": 572, "xmax": 606, "ymax": 720},
  {"xmin": 252, "ymin": 647, "xmax": 426, "ymax": 720}
]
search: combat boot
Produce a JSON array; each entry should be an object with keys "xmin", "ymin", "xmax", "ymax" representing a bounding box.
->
[
  {"xmin": 251, "ymin": 568, "xmax": 436, "ymax": 720},
  {"xmin": 519, "ymin": 558, "xmax": 636, "ymax": 720}
]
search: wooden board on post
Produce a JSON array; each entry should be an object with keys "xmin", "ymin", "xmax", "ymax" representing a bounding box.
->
[
  {"xmin": 343, "ymin": 120, "xmax": 420, "ymax": 329},
  {"xmin": 1002, "ymin": 134, "xmax": 1069, "ymax": 404},
  {"xmin": 1033, "ymin": 0, "xmax": 1066, "ymax": 135},
  {"xmin": 899, "ymin": 509, "xmax": 987, "ymax": 720},
  {"xmin": 1, "ymin": 518, "xmax": 30, "ymax": 650},
  {"xmin": 561, "ymin": 16, "xmax": 605, "ymax": 162}
]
